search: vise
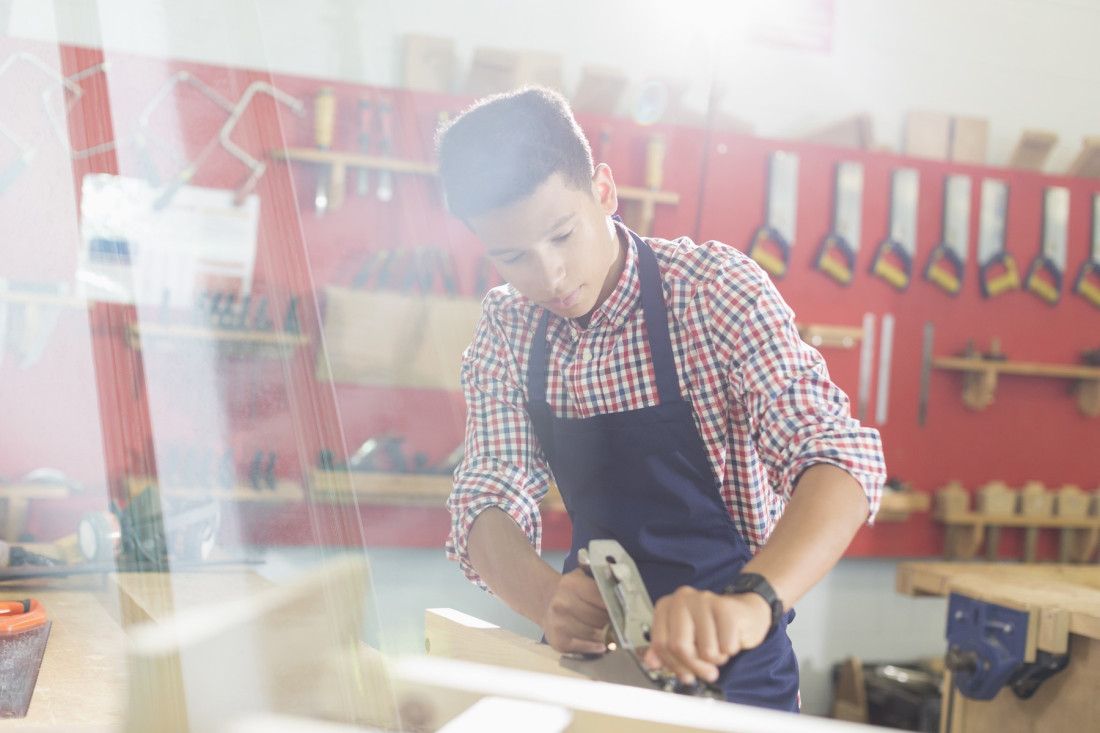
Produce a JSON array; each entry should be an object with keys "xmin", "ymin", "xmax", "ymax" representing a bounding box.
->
[{"xmin": 944, "ymin": 592, "xmax": 1069, "ymax": 701}]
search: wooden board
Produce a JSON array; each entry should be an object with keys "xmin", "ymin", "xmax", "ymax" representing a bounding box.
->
[{"xmin": 394, "ymin": 655, "xmax": 889, "ymax": 733}]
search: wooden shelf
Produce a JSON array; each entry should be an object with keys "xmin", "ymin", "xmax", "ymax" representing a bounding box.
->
[
  {"xmin": 272, "ymin": 147, "xmax": 680, "ymax": 216},
  {"xmin": 127, "ymin": 477, "xmax": 305, "ymax": 503},
  {"xmin": 0, "ymin": 290, "xmax": 87, "ymax": 308},
  {"xmin": 308, "ymin": 470, "xmax": 567, "ymax": 514},
  {"xmin": 272, "ymin": 147, "xmax": 437, "ymax": 176},
  {"xmin": 797, "ymin": 323, "xmax": 864, "ymax": 350},
  {"xmin": 127, "ymin": 323, "xmax": 309, "ymax": 358},
  {"xmin": 0, "ymin": 482, "xmax": 72, "ymax": 541},
  {"xmin": 877, "ymin": 490, "xmax": 931, "ymax": 522},
  {"xmin": 931, "ymin": 356, "xmax": 1100, "ymax": 416}
]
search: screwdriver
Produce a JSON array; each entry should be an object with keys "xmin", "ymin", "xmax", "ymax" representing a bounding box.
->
[{"xmin": 314, "ymin": 86, "xmax": 336, "ymax": 215}]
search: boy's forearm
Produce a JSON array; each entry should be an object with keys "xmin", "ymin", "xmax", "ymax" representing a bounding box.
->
[
  {"xmin": 467, "ymin": 507, "xmax": 561, "ymax": 625},
  {"xmin": 742, "ymin": 463, "xmax": 870, "ymax": 610}
]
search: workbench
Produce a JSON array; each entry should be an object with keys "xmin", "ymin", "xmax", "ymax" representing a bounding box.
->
[{"xmin": 897, "ymin": 562, "xmax": 1100, "ymax": 732}]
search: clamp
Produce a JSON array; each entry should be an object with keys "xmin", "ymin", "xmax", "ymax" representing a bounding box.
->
[{"xmin": 944, "ymin": 592, "xmax": 1069, "ymax": 701}]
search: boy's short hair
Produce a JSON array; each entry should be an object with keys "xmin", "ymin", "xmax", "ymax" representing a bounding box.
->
[{"xmin": 435, "ymin": 87, "xmax": 594, "ymax": 221}]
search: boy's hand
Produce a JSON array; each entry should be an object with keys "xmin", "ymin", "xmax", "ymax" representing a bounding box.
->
[
  {"xmin": 642, "ymin": 586, "xmax": 772, "ymax": 684},
  {"xmin": 541, "ymin": 567, "xmax": 610, "ymax": 655}
]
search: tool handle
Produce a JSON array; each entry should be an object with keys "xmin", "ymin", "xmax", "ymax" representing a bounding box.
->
[
  {"xmin": 870, "ymin": 239, "xmax": 912, "ymax": 291},
  {"xmin": 747, "ymin": 226, "xmax": 790, "ymax": 278},
  {"xmin": 357, "ymin": 99, "xmax": 373, "ymax": 148},
  {"xmin": 979, "ymin": 253, "xmax": 1021, "ymax": 299},
  {"xmin": 1024, "ymin": 253, "xmax": 1063, "ymax": 305},
  {"xmin": 1073, "ymin": 260, "xmax": 1100, "ymax": 309},
  {"xmin": 314, "ymin": 87, "xmax": 336, "ymax": 150},
  {"xmin": 645, "ymin": 134, "xmax": 666, "ymax": 190},
  {"xmin": 0, "ymin": 597, "xmax": 46, "ymax": 633},
  {"xmin": 815, "ymin": 233, "xmax": 855, "ymax": 286},
  {"xmin": 923, "ymin": 243, "xmax": 964, "ymax": 296},
  {"xmin": 378, "ymin": 98, "xmax": 395, "ymax": 152}
]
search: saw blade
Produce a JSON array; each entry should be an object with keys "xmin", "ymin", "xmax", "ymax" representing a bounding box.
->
[
  {"xmin": 0, "ymin": 620, "xmax": 51, "ymax": 718},
  {"xmin": 889, "ymin": 169, "xmax": 919, "ymax": 257},
  {"xmin": 977, "ymin": 179, "xmax": 1009, "ymax": 266},
  {"xmin": 835, "ymin": 162, "xmax": 864, "ymax": 254},
  {"xmin": 1041, "ymin": 186, "xmax": 1070, "ymax": 272},
  {"xmin": 767, "ymin": 151, "xmax": 799, "ymax": 246},
  {"xmin": 943, "ymin": 175, "xmax": 972, "ymax": 263}
]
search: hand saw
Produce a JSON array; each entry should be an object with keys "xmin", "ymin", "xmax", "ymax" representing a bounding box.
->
[
  {"xmin": 559, "ymin": 540, "xmax": 724, "ymax": 700},
  {"xmin": 978, "ymin": 179, "xmax": 1020, "ymax": 298},
  {"xmin": 923, "ymin": 175, "xmax": 972, "ymax": 296},
  {"xmin": 1073, "ymin": 192, "xmax": 1100, "ymax": 309},
  {"xmin": 1024, "ymin": 186, "xmax": 1069, "ymax": 305},
  {"xmin": 747, "ymin": 151, "xmax": 799, "ymax": 279},
  {"xmin": 870, "ymin": 168, "xmax": 919, "ymax": 290},
  {"xmin": 0, "ymin": 598, "xmax": 51, "ymax": 718},
  {"xmin": 815, "ymin": 161, "xmax": 863, "ymax": 285}
]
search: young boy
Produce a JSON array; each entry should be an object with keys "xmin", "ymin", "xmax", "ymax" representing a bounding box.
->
[{"xmin": 436, "ymin": 87, "xmax": 885, "ymax": 712}]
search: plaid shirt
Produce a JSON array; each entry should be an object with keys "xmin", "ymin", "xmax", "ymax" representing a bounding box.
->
[{"xmin": 448, "ymin": 230, "xmax": 886, "ymax": 587}]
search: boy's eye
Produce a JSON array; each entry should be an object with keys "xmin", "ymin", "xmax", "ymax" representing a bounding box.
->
[
  {"xmin": 551, "ymin": 229, "xmax": 574, "ymax": 244},
  {"xmin": 500, "ymin": 252, "xmax": 525, "ymax": 264}
]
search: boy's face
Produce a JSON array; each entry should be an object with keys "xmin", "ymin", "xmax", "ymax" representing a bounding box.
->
[{"xmin": 470, "ymin": 165, "xmax": 623, "ymax": 321}]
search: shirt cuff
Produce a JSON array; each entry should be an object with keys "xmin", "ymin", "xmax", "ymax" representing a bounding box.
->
[
  {"xmin": 446, "ymin": 475, "xmax": 545, "ymax": 590},
  {"xmin": 782, "ymin": 442, "xmax": 886, "ymax": 524}
]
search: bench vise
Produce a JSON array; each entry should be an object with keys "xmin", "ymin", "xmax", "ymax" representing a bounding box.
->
[{"xmin": 945, "ymin": 592, "xmax": 1069, "ymax": 701}]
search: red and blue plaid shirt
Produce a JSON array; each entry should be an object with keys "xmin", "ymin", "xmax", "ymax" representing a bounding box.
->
[{"xmin": 448, "ymin": 230, "xmax": 886, "ymax": 587}]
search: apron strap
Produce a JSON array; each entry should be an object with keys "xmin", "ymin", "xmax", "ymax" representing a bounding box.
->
[{"xmin": 525, "ymin": 223, "xmax": 682, "ymax": 405}]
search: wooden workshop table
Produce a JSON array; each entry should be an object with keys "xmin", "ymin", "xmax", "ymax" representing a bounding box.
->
[{"xmin": 896, "ymin": 562, "xmax": 1100, "ymax": 733}]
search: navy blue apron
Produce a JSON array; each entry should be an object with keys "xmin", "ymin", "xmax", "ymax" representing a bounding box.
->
[{"xmin": 524, "ymin": 228, "xmax": 800, "ymax": 711}]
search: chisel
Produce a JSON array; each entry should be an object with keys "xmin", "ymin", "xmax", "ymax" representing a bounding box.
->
[
  {"xmin": 857, "ymin": 312, "xmax": 875, "ymax": 423},
  {"xmin": 356, "ymin": 98, "xmax": 373, "ymax": 197},
  {"xmin": 875, "ymin": 314, "xmax": 895, "ymax": 425},
  {"xmin": 376, "ymin": 97, "xmax": 395, "ymax": 202},
  {"xmin": 313, "ymin": 87, "xmax": 336, "ymax": 215},
  {"xmin": 638, "ymin": 134, "xmax": 666, "ymax": 237}
]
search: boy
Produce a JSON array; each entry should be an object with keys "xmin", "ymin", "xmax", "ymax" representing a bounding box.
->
[{"xmin": 436, "ymin": 87, "xmax": 885, "ymax": 711}]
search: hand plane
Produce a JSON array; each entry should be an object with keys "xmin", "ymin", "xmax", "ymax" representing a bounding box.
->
[{"xmin": 559, "ymin": 539, "xmax": 725, "ymax": 700}]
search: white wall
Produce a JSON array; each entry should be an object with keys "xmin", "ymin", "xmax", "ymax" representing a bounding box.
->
[{"xmin": 8, "ymin": 0, "xmax": 1100, "ymax": 171}]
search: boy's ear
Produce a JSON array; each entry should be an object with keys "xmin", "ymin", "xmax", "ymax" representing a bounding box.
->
[{"xmin": 592, "ymin": 164, "xmax": 618, "ymax": 216}]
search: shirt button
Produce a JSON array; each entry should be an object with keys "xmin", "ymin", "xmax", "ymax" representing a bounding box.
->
[{"xmin": 582, "ymin": 347, "xmax": 594, "ymax": 362}]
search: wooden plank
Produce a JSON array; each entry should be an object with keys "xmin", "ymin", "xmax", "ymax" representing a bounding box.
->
[
  {"xmin": 394, "ymin": 656, "xmax": 887, "ymax": 733},
  {"xmin": 426, "ymin": 608, "xmax": 586, "ymax": 681},
  {"xmin": 895, "ymin": 563, "xmax": 1100, "ymax": 643},
  {"xmin": 904, "ymin": 110, "xmax": 951, "ymax": 160},
  {"xmin": 1007, "ymin": 129, "xmax": 1058, "ymax": 170},
  {"xmin": 1066, "ymin": 136, "xmax": 1100, "ymax": 178},
  {"xmin": 931, "ymin": 357, "xmax": 1100, "ymax": 381},
  {"xmin": 950, "ymin": 116, "xmax": 988, "ymax": 164}
]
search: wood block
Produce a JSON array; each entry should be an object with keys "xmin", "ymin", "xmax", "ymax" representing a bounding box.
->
[
  {"xmin": 801, "ymin": 113, "xmax": 873, "ymax": 150},
  {"xmin": 830, "ymin": 657, "xmax": 868, "ymax": 723},
  {"xmin": 935, "ymin": 481, "xmax": 971, "ymax": 517},
  {"xmin": 904, "ymin": 110, "xmax": 951, "ymax": 160},
  {"xmin": 1007, "ymin": 129, "xmax": 1058, "ymax": 170},
  {"xmin": 464, "ymin": 47, "xmax": 521, "ymax": 97},
  {"xmin": 572, "ymin": 65, "xmax": 629, "ymax": 116},
  {"xmin": 402, "ymin": 34, "xmax": 457, "ymax": 93},
  {"xmin": 516, "ymin": 51, "xmax": 563, "ymax": 91},
  {"xmin": 976, "ymin": 481, "xmax": 1017, "ymax": 515},
  {"xmin": 1066, "ymin": 136, "xmax": 1100, "ymax": 178},
  {"xmin": 1020, "ymin": 481, "xmax": 1055, "ymax": 517},
  {"xmin": 950, "ymin": 116, "xmax": 988, "ymax": 164},
  {"xmin": 315, "ymin": 287, "xmax": 483, "ymax": 390}
]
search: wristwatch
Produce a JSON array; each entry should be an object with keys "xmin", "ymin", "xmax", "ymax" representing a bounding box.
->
[{"xmin": 723, "ymin": 573, "xmax": 784, "ymax": 634}]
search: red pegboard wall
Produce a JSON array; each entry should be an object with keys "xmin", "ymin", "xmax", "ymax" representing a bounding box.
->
[{"xmin": 3, "ymin": 39, "xmax": 1098, "ymax": 556}]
